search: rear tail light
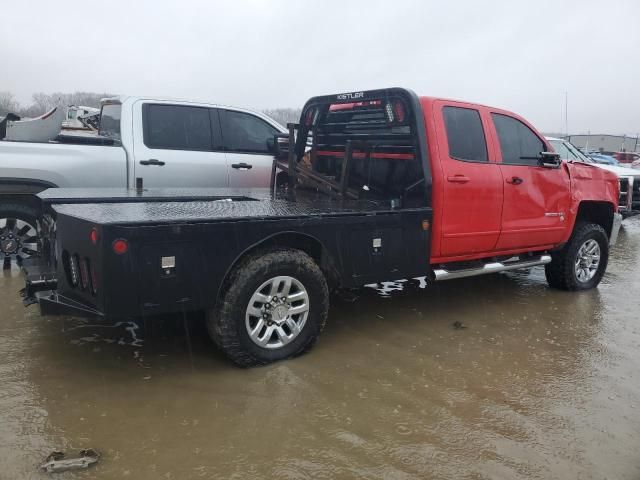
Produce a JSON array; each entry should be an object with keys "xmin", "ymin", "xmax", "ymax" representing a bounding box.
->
[
  {"xmin": 90, "ymin": 228, "xmax": 98, "ymax": 245},
  {"xmin": 69, "ymin": 254, "xmax": 80, "ymax": 287},
  {"xmin": 79, "ymin": 257, "xmax": 89, "ymax": 290},
  {"xmin": 62, "ymin": 250, "xmax": 97, "ymax": 294},
  {"xmin": 384, "ymin": 102, "xmax": 395, "ymax": 123},
  {"xmin": 304, "ymin": 108, "xmax": 315, "ymax": 126},
  {"xmin": 89, "ymin": 260, "xmax": 98, "ymax": 295},
  {"xmin": 384, "ymin": 100, "xmax": 406, "ymax": 124},
  {"xmin": 393, "ymin": 101, "xmax": 406, "ymax": 123},
  {"xmin": 303, "ymin": 108, "xmax": 320, "ymax": 127}
]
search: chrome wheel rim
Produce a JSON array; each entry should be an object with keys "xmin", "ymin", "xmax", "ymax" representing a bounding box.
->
[
  {"xmin": 245, "ymin": 276, "xmax": 310, "ymax": 350},
  {"xmin": 0, "ymin": 217, "xmax": 38, "ymax": 261},
  {"xmin": 575, "ymin": 239, "xmax": 600, "ymax": 283}
]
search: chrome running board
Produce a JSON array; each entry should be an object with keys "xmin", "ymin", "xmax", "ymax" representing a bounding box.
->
[{"xmin": 433, "ymin": 255, "xmax": 552, "ymax": 282}]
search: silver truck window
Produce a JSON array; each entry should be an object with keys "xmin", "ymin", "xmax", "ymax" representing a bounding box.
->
[
  {"xmin": 99, "ymin": 104, "xmax": 122, "ymax": 140},
  {"xmin": 221, "ymin": 110, "xmax": 277, "ymax": 154},
  {"xmin": 143, "ymin": 104, "xmax": 212, "ymax": 151}
]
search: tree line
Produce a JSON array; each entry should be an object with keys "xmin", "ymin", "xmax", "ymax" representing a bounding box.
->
[
  {"xmin": 0, "ymin": 91, "xmax": 113, "ymax": 118},
  {"xmin": 0, "ymin": 91, "xmax": 303, "ymax": 126}
]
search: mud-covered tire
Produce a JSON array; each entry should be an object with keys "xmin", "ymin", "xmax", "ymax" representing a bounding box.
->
[
  {"xmin": 545, "ymin": 222, "xmax": 609, "ymax": 291},
  {"xmin": 0, "ymin": 202, "xmax": 39, "ymax": 265},
  {"xmin": 207, "ymin": 248, "xmax": 329, "ymax": 367}
]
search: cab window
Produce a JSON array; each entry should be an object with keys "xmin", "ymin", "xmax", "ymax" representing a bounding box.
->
[
  {"xmin": 443, "ymin": 106, "xmax": 488, "ymax": 163},
  {"xmin": 143, "ymin": 104, "xmax": 212, "ymax": 151},
  {"xmin": 220, "ymin": 110, "xmax": 277, "ymax": 154},
  {"xmin": 492, "ymin": 113, "xmax": 545, "ymax": 166}
]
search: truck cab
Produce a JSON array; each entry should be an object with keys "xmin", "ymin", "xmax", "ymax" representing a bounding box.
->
[{"xmin": 421, "ymin": 98, "xmax": 619, "ymax": 262}]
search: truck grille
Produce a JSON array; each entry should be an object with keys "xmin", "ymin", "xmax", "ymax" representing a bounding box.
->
[{"xmin": 619, "ymin": 176, "xmax": 640, "ymax": 214}]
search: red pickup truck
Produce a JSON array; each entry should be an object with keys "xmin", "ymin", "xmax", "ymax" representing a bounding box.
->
[{"xmin": 23, "ymin": 88, "xmax": 622, "ymax": 366}]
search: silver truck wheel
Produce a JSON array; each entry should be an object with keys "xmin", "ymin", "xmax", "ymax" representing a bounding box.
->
[
  {"xmin": 207, "ymin": 248, "xmax": 329, "ymax": 367},
  {"xmin": 545, "ymin": 222, "xmax": 608, "ymax": 291},
  {"xmin": 246, "ymin": 275, "xmax": 310, "ymax": 349},
  {"xmin": 574, "ymin": 239, "xmax": 600, "ymax": 283}
]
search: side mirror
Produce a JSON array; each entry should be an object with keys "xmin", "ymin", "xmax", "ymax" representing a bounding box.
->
[
  {"xmin": 273, "ymin": 133, "xmax": 289, "ymax": 160},
  {"xmin": 266, "ymin": 137, "xmax": 275, "ymax": 153},
  {"xmin": 538, "ymin": 151, "xmax": 561, "ymax": 168}
]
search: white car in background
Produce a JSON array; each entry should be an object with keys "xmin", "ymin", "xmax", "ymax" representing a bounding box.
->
[{"xmin": 546, "ymin": 136, "xmax": 640, "ymax": 218}]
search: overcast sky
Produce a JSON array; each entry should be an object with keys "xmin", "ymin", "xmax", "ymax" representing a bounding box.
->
[{"xmin": 1, "ymin": 0, "xmax": 638, "ymax": 134}]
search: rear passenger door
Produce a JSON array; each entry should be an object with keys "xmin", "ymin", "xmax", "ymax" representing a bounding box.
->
[
  {"xmin": 436, "ymin": 102, "xmax": 503, "ymax": 257},
  {"xmin": 219, "ymin": 109, "xmax": 279, "ymax": 188},
  {"xmin": 132, "ymin": 102, "xmax": 229, "ymax": 188},
  {"xmin": 490, "ymin": 113, "xmax": 571, "ymax": 250}
]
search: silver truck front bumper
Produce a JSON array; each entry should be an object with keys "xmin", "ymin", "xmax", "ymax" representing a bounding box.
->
[{"xmin": 610, "ymin": 213, "xmax": 623, "ymax": 246}]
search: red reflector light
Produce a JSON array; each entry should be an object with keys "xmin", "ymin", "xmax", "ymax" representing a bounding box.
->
[
  {"xmin": 112, "ymin": 239, "xmax": 128, "ymax": 255},
  {"xmin": 90, "ymin": 228, "xmax": 98, "ymax": 245}
]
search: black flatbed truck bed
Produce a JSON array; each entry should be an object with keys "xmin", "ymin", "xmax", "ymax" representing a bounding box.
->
[
  {"xmin": 27, "ymin": 185, "xmax": 432, "ymax": 316},
  {"xmin": 38, "ymin": 187, "xmax": 429, "ymax": 225}
]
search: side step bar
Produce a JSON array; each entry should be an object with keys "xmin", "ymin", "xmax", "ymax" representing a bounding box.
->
[{"xmin": 433, "ymin": 255, "xmax": 551, "ymax": 282}]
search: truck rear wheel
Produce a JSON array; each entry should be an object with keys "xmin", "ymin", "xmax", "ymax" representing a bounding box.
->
[
  {"xmin": 0, "ymin": 202, "xmax": 39, "ymax": 268},
  {"xmin": 545, "ymin": 222, "xmax": 609, "ymax": 291},
  {"xmin": 207, "ymin": 248, "xmax": 329, "ymax": 367}
]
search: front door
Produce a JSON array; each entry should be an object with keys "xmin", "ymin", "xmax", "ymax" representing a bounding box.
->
[
  {"xmin": 490, "ymin": 112, "xmax": 571, "ymax": 250},
  {"xmin": 132, "ymin": 102, "xmax": 229, "ymax": 188},
  {"xmin": 219, "ymin": 109, "xmax": 279, "ymax": 188},
  {"xmin": 436, "ymin": 102, "xmax": 503, "ymax": 257}
]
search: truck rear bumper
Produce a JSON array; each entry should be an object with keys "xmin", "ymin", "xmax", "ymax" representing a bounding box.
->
[
  {"xmin": 22, "ymin": 258, "xmax": 103, "ymax": 318},
  {"xmin": 30, "ymin": 290, "xmax": 104, "ymax": 318}
]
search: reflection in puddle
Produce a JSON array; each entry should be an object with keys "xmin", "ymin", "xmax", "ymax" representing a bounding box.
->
[{"xmin": 66, "ymin": 320, "xmax": 144, "ymax": 347}]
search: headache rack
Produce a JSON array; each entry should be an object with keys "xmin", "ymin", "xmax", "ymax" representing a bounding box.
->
[{"xmin": 270, "ymin": 88, "xmax": 430, "ymax": 206}]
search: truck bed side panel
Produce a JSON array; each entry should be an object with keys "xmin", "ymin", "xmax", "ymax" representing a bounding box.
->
[
  {"xmin": 53, "ymin": 209, "xmax": 432, "ymax": 318},
  {"xmin": 0, "ymin": 141, "xmax": 127, "ymax": 190}
]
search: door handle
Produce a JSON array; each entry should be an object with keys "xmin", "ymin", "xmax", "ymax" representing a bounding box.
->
[
  {"xmin": 505, "ymin": 176, "xmax": 524, "ymax": 185},
  {"xmin": 231, "ymin": 163, "xmax": 253, "ymax": 170},
  {"xmin": 447, "ymin": 174, "xmax": 470, "ymax": 184},
  {"xmin": 139, "ymin": 159, "xmax": 165, "ymax": 166}
]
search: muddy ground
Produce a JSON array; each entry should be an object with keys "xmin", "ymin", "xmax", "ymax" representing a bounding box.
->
[{"xmin": 1, "ymin": 218, "xmax": 639, "ymax": 479}]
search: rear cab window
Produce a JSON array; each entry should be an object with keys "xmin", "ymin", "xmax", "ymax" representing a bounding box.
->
[
  {"xmin": 492, "ymin": 113, "xmax": 545, "ymax": 166},
  {"xmin": 142, "ymin": 104, "xmax": 213, "ymax": 151},
  {"xmin": 442, "ymin": 106, "xmax": 488, "ymax": 162},
  {"xmin": 99, "ymin": 103, "xmax": 122, "ymax": 141}
]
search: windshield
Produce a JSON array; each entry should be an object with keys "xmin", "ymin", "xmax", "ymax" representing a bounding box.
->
[
  {"xmin": 564, "ymin": 141, "xmax": 591, "ymax": 162},
  {"xmin": 98, "ymin": 103, "xmax": 122, "ymax": 140},
  {"xmin": 550, "ymin": 139, "xmax": 591, "ymax": 163}
]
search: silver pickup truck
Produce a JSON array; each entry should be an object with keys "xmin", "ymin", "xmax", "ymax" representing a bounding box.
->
[{"xmin": 0, "ymin": 96, "xmax": 286, "ymax": 264}]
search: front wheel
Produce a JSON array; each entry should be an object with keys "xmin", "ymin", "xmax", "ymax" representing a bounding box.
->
[
  {"xmin": 545, "ymin": 222, "xmax": 609, "ymax": 291},
  {"xmin": 207, "ymin": 248, "xmax": 329, "ymax": 367}
]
